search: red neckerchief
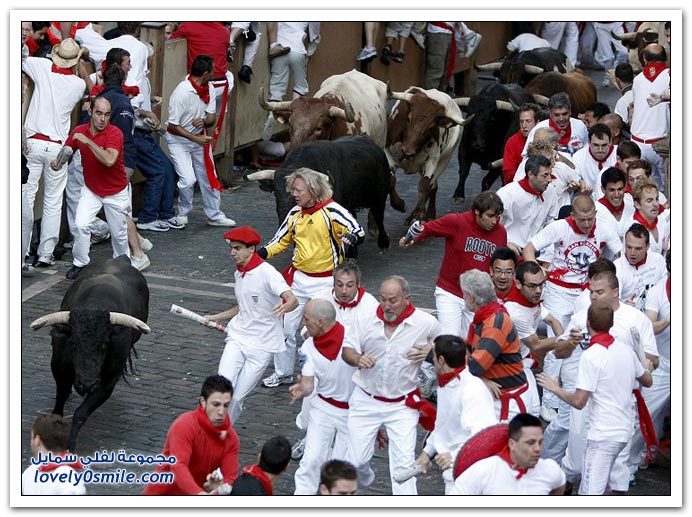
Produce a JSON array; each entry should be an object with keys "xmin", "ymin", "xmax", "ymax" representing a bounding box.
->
[
  {"xmin": 467, "ymin": 301, "xmax": 508, "ymax": 344},
  {"xmin": 631, "ymin": 254, "xmax": 647, "ymax": 270},
  {"xmin": 518, "ymin": 177, "xmax": 544, "ymax": 201},
  {"xmin": 666, "ymin": 276, "xmax": 670, "ymax": 301},
  {"xmin": 589, "ymin": 332, "xmax": 615, "ymax": 349},
  {"xmin": 188, "ymin": 76, "xmax": 210, "ymax": 103},
  {"xmin": 496, "ymin": 444, "xmax": 529, "ymax": 479},
  {"xmin": 633, "ymin": 210, "xmax": 658, "ymax": 231},
  {"xmin": 437, "ymin": 365, "xmax": 465, "ymax": 388},
  {"xmin": 589, "ymin": 145, "xmax": 615, "ymax": 170},
  {"xmin": 236, "ymin": 253, "xmax": 264, "ymax": 278},
  {"xmin": 549, "ymin": 118, "xmax": 572, "ymax": 148},
  {"xmin": 313, "ymin": 322, "xmax": 345, "ymax": 361},
  {"xmin": 38, "ymin": 453, "xmax": 84, "ymax": 472},
  {"xmin": 334, "ymin": 286, "xmax": 366, "ymax": 309},
  {"xmin": 301, "ymin": 198, "xmax": 333, "ymax": 216},
  {"xmin": 598, "ymin": 196, "xmax": 624, "ymax": 216},
  {"xmin": 195, "ymin": 403, "xmax": 231, "ymax": 441},
  {"xmin": 565, "ymin": 215, "xmax": 596, "ymax": 238},
  {"xmin": 642, "ymin": 62, "xmax": 667, "ymax": 82},
  {"xmin": 51, "ymin": 64, "xmax": 73, "ymax": 75},
  {"xmin": 504, "ymin": 283, "xmax": 539, "ymax": 308},
  {"xmin": 376, "ymin": 302, "xmax": 415, "ymax": 327},
  {"xmin": 241, "ymin": 464, "xmax": 273, "ymax": 495},
  {"xmin": 25, "ymin": 37, "xmax": 40, "ymax": 55}
]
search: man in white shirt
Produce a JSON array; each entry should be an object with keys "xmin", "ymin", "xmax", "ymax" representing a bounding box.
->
[
  {"xmin": 451, "ymin": 413, "xmax": 566, "ymax": 495},
  {"xmin": 613, "ymin": 63, "xmax": 634, "ymax": 124},
  {"xmin": 572, "ymin": 123, "xmax": 618, "ymax": 199},
  {"xmin": 622, "ymin": 179, "xmax": 670, "ymax": 255},
  {"xmin": 22, "ymin": 414, "xmax": 87, "ymax": 495},
  {"xmin": 165, "ymin": 54, "xmax": 236, "ymax": 227},
  {"xmin": 524, "ymin": 92, "xmax": 588, "ymax": 156},
  {"xmin": 413, "ymin": 335, "xmax": 497, "ymax": 493},
  {"xmin": 537, "ymin": 301, "xmax": 653, "ymax": 495},
  {"xmin": 205, "ymin": 226, "xmax": 297, "ymax": 423},
  {"xmin": 615, "ymin": 223, "xmax": 667, "ymax": 311},
  {"xmin": 289, "ymin": 299, "xmax": 357, "ymax": 495},
  {"xmin": 342, "ymin": 275, "xmax": 442, "ymax": 495},
  {"xmin": 595, "ymin": 167, "xmax": 635, "ymax": 238}
]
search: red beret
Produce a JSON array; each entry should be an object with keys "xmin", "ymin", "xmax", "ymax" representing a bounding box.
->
[{"xmin": 223, "ymin": 226, "xmax": 261, "ymax": 246}]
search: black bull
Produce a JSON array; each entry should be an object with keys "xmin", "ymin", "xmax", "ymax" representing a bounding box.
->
[
  {"xmin": 244, "ymin": 135, "xmax": 405, "ymax": 250},
  {"xmin": 453, "ymin": 83, "xmax": 535, "ymax": 202},
  {"xmin": 30, "ymin": 256, "xmax": 150, "ymax": 451}
]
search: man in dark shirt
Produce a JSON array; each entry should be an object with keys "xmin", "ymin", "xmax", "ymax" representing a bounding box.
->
[{"xmin": 230, "ymin": 436, "xmax": 291, "ymax": 495}]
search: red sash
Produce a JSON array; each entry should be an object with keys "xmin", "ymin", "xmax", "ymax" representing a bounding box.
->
[
  {"xmin": 499, "ymin": 382, "xmax": 528, "ymax": 421},
  {"xmin": 404, "ymin": 389, "xmax": 437, "ymax": 431},
  {"xmin": 633, "ymin": 389, "xmax": 659, "ymax": 463},
  {"xmin": 210, "ymin": 79, "xmax": 229, "ymax": 150}
]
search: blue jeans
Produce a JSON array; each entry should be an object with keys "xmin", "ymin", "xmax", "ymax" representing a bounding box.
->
[{"xmin": 134, "ymin": 131, "xmax": 175, "ymax": 223}]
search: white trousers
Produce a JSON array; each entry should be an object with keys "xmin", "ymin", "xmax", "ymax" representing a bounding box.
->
[
  {"xmin": 346, "ymin": 387, "xmax": 419, "ymax": 495},
  {"xmin": 540, "ymin": 22, "xmax": 578, "ymax": 64},
  {"xmin": 434, "ymin": 286, "xmax": 473, "ymax": 337},
  {"xmin": 164, "ymin": 133, "xmax": 225, "ymax": 221},
  {"xmin": 268, "ymin": 51, "xmax": 308, "ymax": 101},
  {"xmin": 24, "ymin": 139, "xmax": 68, "ymax": 261},
  {"xmin": 21, "ymin": 185, "xmax": 33, "ymax": 265},
  {"xmin": 65, "ymin": 151, "xmax": 111, "ymax": 240},
  {"xmin": 273, "ymin": 271, "xmax": 332, "ymax": 377},
  {"xmin": 217, "ymin": 336, "xmax": 274, "ymax": 424},
  {"xmin": 593, "ymin": 22, "xmax": 628, "ymax": 70},
  {"xmin": 294, "ymin": 396, "xmax": 349, "ymax": 495},
  {"xmin": 72, "ymin": 186, "xmax": 130, "ymax": 267},
  {"xmin": 634, "ymin": 140, "xmax": 667, "ymax": 193},
  {"xmin": 579, "ymin": 440, "xmax": 627, "ymax": 495},
  {"xmin": 523, "ymin": 363, "xmax": 542, "ymax": 417}
]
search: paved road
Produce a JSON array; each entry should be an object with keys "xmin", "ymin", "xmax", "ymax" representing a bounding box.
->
[{"xmin": 19, "ymin": 69, "xmax": 671, "ymax": 497}]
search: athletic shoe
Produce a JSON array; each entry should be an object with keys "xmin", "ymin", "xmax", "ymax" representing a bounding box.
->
[
  {"xmin": 356, "ymin": 47, "xmax": 377, "ymax": 61},
  {"xmin": 139, "ymin": 237, "xmax": 153, "ymax": 252},
  {"xmin": 207, "ymin": 217, "xmax": 237, "ymax": 227},
  {"xmin": 601, "ymin": 71, "xmax": 611, "ymax": 87},
  {"xmin": 291, "ymin": 438, "xmax": 306, "ymax": 461},
  {"xmin": 262, "ymin": 372, "xmax": 294, "ymax": 388},
  {"xmin": 238, "ymin": 65, "xmax": 253, "ymax": 84},
  {"xmin": 175, "ymin": 214, "xmax": 189, "ymax": 225},
  {"xmin": 130, "ymin": 254, "xmax": 151, "ymax": 272},
  {"xmin": 35, "ymin": 256, "xmax": 55, "ymax": 268},
  {"xmin": 638, "ymin": 458, "xmax": 650, "ymax": 470},
  {"xmin": 539, "ymin": 405, "xmax": 558, "ymax": 423},
  {"xmin": 136, "ymin": 220, "xmax": 170, "ymax": 232},
  {"xmin": 391, "ymin": 52, "xmax": 405, "ymax": 64},
  {"xmin": 66, "ymin": 265, "xmax": 84, "ymax": 280},
  {"xmin": 269, "ymin": 43, "xmax": 291, "ymax": 59},
  {"xmin": 629, "ymin": 473, "xmax": 637, "ymax": 486},
  {"xmin": 164, "ymin": 216, "xmax": 186, "ymax": 230},
  {"xmin": 90, "ymin": 231, "xmax": 111, "ymax": 245},
  {"xmin": 411, "ymin": 31, "xmax": 425, "ymax": 49},
  {"xmin": 463, "ymin": 32, "xmax": 482, "ymax": 58},
  {"xmin": 418, "ymin": 367, "xmax": 436, "ymax": 400},
  {"xmin": 22, "ymin": 264, "xmax": 36, "ymax": 277},
  {"xmin": 262, "ymin": 115, "xmax": 277, "ymax": 141},
  {"xmin": 380, "ymin": 45, "xmax": 392, "ymax": 66}
]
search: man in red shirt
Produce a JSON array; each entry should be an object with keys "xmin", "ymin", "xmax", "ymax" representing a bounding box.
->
[
  {"xmin": 143, "ymin": 375, "xmax": 240, "ymax": 495},
  {"xmin": 503, "ymin": 103, "xmax": 540, "ymax": 184},
  {"xmin": 399, "ymin": 191, "xmax": 507, "ymax": 338},
  {"xmin": 53, "ymin": 96, "xmax": 130, "ymax": 280}
]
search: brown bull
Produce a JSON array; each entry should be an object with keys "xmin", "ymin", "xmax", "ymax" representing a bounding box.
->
[{"xmin": 524, "ymin": 72, "xmax": 597, "ymax": 118}]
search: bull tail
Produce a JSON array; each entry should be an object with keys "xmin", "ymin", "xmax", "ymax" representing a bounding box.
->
[{"xmin": 122, "ymin": 345, "xmax": 140, "ymax": 383}]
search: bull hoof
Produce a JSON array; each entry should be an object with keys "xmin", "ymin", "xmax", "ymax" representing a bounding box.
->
[
  {"xmin": 378, "ymin": 234, "xmax": 391, "ymax": 249},
  {"xmin": 452, "ymin": 195, "xmax": 464, "ymax": 204}
]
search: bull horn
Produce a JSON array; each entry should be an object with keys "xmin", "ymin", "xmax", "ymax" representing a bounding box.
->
[
  {"xmin": 328, "ymin": 104, "xmax": 355, "ymax": 123},
  {"xmin": 523, "ymin": 64, "xmax": 544, "ymax": 75},
  {"xmin": 612, "ymin": 31, "xmax": 638, "ymax": 42},
  {"xmin": 109, "ymin": 312, "xmax": 150, "ymax": 334},
  {"xmin": 489, "ymin": 158, "xmax": 504, "ymax": 169},
  {"xmin": 532, "ymin": 94, "xmax": 550, "ymax": 105},
  {"xmin": 244, "ymin": 169, "xmax": 276, "ymax": 182},
  {"xmin": 258, "ymin": 87, "xmax": 293, "ymax": 112},
  {"xmin": 475, "ymin": 62, "xmax": 503, "ymax": 72},
  {"xmin": 389, "ymin": 91, "xmax": 414, "ymax": 104},
  {"xmin": 444, "ymin": 109, "xmax": 467, "ymax": 127},
  {"xmin": 495, "ymin": 100, "xmax": 515, "ymax": 112},
  {"xmin": 454, "ymin": 97, "xmax": 471, "ymax": 107},
  {"xmin": 30, "ymin": 311, "xmax": 70, "ymax": 330}
]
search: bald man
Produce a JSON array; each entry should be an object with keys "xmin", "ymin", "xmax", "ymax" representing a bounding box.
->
[
  {"xmin": 523, "ymin": 195, "xmax": 622, "ymax": 421},
  {"xmin": 630, "ymin": 43, "xmax": 670, "ymax": 192}
]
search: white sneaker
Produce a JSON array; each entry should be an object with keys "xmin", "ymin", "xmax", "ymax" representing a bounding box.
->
[
  {"xmin": 139, "ymin": 237, "xmax": 153, "ymax": 252},
  {"xmin": 539, "ymin": 405, "xmax": 558, "ymax": 423},
  {"xmin": 164, "ymin": 216, "xmax": 186, "ymax": 230},
  {"xmin": 463, "ymin": 32, "xmax": 482, "ymax": 58},
  {"xmin": 131, "ymin": 254, "xmax": 151, "ymax": 272},
  {"xmin": 176, "ymin": 214, "xmax": 189, "ymax": 225},
  {"xmin": 291, "ymin": 438, "xmax": 306, "ymax": 461},
  {"xmin": 136, "ymin": 220, "xmax": 169, "ymax": 232},
  {"xmin": 262, "ymin": 372, "xmax": 294, "ymax": 388},
  {"xmin": 207, "ymin": 217, "xmax": 237, "ymax": 227},
  {"xmin": 356, "ymin": 47, "xmax": 377, "ymax": 61}
]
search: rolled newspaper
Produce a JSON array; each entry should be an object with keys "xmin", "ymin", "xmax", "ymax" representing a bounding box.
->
[
  {"xmin": 170, "ymin": 304, "xmax": 227, "ymax": 332},
  {"xmin": 393, "ymin": 463, "xmax": 424, "ymax": 484},
  {"xmin": 55, "ymin": 146, "xmax": 74, "ymax": 168}
]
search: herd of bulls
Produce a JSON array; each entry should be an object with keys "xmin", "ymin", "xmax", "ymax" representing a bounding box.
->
[{"xmin": 27, "ymin": 26, "xmax": 664, "ymax": 451}]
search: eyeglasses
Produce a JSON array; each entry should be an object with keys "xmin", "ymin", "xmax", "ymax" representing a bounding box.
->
[
  {"xmin": 521, "ymin": 281, "xmax": 546, "ymax": 290},
  {"xmin": 492, "ymin": 269, "xmax": 515, "ymax": 277}
]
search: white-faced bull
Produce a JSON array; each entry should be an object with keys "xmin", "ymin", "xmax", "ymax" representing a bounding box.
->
[
  {"xmin": 29, "ymin": 256, "xmax": 150, "ymax": 451},
  {"xmin": 386, "ymin": 86, "xmax": 471, "ymax": 225}
]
